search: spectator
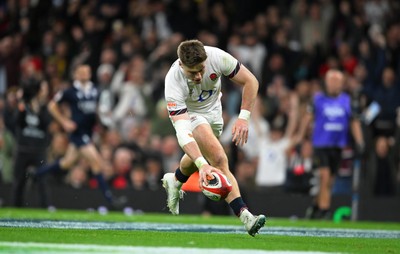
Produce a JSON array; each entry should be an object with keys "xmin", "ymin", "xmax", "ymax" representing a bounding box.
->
[
  {"xmin": 110, "ymin": 56, "xmax": 148, "ymax": 132},
  {"xmin": 370, "ymin": 136, "xmax": 396, "ymax": 196},
  {"xmin": 255, "ymin": 93, "xmax": 299, "ymax": 188},
  {"xmin": 129, "ymin": 163, "xmax": 148, "ymax": 191},
  {"xmin": 301, "ymin": 2, "xmax": 329, "ymax": 53},
  {"xmin": 66, "ymin": 163, "xmax": 88, "ymax": 189},
  {"xmin": 110, "ymin": 147, "xmax": 133, "ymax": 190},
  {"xmin": 371, "ymin": 67, "xmax": 400, "ymax": 137},
  {"xmin": 151, "ymin": 99, "xmax": 176, "ymax": 138},
  {"xmin": 0, "ymin": 113, "xmax": 14, "ymax": 184},
  {"xmin": 145, "ymin": 152, "xmax": 163, "ymax": 191},
  {"xmin": 0, "ymin": 35, "xmax": 24, "ymax": 89}
]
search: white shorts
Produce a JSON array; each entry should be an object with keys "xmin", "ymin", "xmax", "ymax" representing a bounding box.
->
[{"xmin": 189, "ymin": 106, "xmax": 224, "ymax": 137}]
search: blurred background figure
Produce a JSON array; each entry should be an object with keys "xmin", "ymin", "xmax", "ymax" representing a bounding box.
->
[
  {"xmin": 12, "ymin": 79, "xmax": 50, "ymax": 207},
  {"xmin": 299, "ymin": 70, "xmax": 364, "ymax": 220}
]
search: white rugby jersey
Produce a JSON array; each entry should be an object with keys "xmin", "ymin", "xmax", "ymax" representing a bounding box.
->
[{"xmin": 165, "ymin": 46, "xmax": 240, "ymax": 115}]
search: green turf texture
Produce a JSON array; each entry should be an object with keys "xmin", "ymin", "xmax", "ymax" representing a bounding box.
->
[{"xmin": 0, "ymin": 208, "xmax": 399, "ymax": 254}]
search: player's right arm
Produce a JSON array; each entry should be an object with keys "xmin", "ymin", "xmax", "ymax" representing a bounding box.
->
[
  {"xmin": 169, "ymin": 112, "xmax": 219, "ymax": 187},
  {"xmin": 48, "ymin": 91, "xmax": 76, "ymax": 133}
]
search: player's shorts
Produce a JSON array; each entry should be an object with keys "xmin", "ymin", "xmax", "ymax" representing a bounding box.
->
[
  {"xmin": 69, "ymin": 132, "xmax": 92, "ymax": 148},
  {"xmin": 189, "ymin": 105, "xmax": 223, "ymax": 137},
  {"xmin": 313, "ymin": 147, "xmax": 342, "ymax": 174}
]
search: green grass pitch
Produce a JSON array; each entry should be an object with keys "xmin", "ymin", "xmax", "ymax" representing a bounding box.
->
[{"xmin": 0, "ymin": 208, "xmax": 399, "ymax": 254}]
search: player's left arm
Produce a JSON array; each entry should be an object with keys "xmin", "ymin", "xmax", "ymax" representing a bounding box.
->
[{"xmin": 229, "ymin": 64, "xmax": 259, "ymax": 146}]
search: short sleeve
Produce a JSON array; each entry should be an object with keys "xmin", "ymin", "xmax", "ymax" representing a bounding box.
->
[
  {"xmin": 212, "ymin": 48, "xmax": 239, "ymax": 77},
  {"xmin": 53, "ymin": 90, "xmax": 66, "ymax": 104},
  {"xmin": 165, "ymin": 66, "xmax": 188, "ymax": 116}
]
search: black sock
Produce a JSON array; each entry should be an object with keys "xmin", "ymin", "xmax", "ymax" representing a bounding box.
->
[
  {"xmin": 175, "ymin": 168, "xmax": 189, "ymax": 183},
  {"xmin": 35, "ymin": 160, "xmax": 61, "ymax": 177},
  {"xmin": 94, "ymin": 173, "xmax": 113, "ymax": 203},
  {"xmin": 229, "ymin": 197, "xmax": 248, "ymax": 216}
]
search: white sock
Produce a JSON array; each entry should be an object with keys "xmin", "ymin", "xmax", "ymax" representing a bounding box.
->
[{"xmin": 239, "ymin": 209, "xmax": 253, "ymax": 223}]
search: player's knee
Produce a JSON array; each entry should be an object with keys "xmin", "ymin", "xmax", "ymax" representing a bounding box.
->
[
  {"xmin": 209, "ymin": 153, "xmax": 228, "ymax": 169},
  {"xmin": 60, "ymin": 160, "xmax": 72, "ymax": 170}
]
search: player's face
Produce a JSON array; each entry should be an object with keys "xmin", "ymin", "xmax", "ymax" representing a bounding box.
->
[
  {"xmin": 325, "ymin": 71, "xmax": 343, "ymax": 96},
  {"xmin": 180, "ymin": 62, "xmax": 206, "ymax": 84},
  {"xmin": 75, "ymin": 65, "xmax": 92, "ymax": 84}
]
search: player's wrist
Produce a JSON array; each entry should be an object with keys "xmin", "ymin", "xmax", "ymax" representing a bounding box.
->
[
  {"xmin": 195, "ymin": 156, "xmax": 208, "ymax": 169},
  {"xmin": 238, "ymin": 109, "xmax": 251, "ymax": 121}
]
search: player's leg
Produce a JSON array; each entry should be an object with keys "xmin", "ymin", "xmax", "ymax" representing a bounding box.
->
[
  {"xmin": 317, "ymin": 148, "xmax": 341, "ymax": 219},
  {"xmin": 79, "ymin": 143, "xmax": 114, "ymax": 204},
  {"xmin": 35, "ymin": 144, "xmax": 79, "ymax": 177},
  {"xmin": 33, "ymin": 152, "xmax": 50, "ymax": 208},
  {"xmin": 193, "ymin": 123, "xmax": 266, "ymax": 236},
  {"xmin": 306, "ymin": 148, "xmax": 329, "ymax": 219},
  {"xmin": 162, "ymin": 154, "xmax": 197, "ymax": 215},
  {"xmin": 12, "ymin": 152, "xmax": 29, "ymax": 207},
  {"xmin": 317, "ymin": 167, "xmax": 331, "ymax": 210}
]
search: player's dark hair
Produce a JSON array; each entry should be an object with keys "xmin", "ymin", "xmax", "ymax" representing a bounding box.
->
[
  {"xmin": 177, "ymin": 40, "xmax": 207, "ymax": 67},
  {"xmin": 21, "ymin": 79, "xmax": 41, "ymax": 102}
]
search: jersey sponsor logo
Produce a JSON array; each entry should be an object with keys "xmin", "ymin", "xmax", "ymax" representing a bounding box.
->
[
  {"xmin": 323, "ymin": 123, "xmax": 344, "ymax": 131},
  {"xmin": 25, "ymin": 114, "xmax": 39, "ymax": 126},
  {"xmin": 78, "ymin": 101, "xmax": 97, "ymax": 113},
  {"xmin": 323, "ymin": 105, "xmax": 345, "ymax": 119},
  {"xmin": 209, "ymin": 73, "xmax": 218, "ymax": 81},
  {"xmin": 167, "ymin": 101, "xmax": 177, "ymax": 110},
  {"xmin": 197, "ymin": 89, "xmax": 214, "ymax": 102},
  {"xmin": 22, "ymin": 127, "xmax": 46, "ymax": 138}
]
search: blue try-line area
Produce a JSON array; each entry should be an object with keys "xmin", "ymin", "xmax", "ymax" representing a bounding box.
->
[{"xmin": 0, "ymin": 219, "xmax": 399, "ymax": 239}]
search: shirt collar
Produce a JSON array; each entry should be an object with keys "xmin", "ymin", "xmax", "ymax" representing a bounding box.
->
[{"xmin": 74, "ymin": 80, "xmax": 94, "ymax": 94}]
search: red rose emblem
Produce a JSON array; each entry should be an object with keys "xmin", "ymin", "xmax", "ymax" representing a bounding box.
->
[{"xmin": 209, "ymin": 73, "xmax": 218, "ymax": 81}]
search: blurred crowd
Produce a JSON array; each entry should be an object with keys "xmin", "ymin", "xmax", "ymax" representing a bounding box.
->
[{"xmin": 1, "ymin": 0, "xmax": 400, "ymax": 202}]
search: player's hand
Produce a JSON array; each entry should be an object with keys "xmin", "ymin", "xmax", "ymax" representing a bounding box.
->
[
  {"xmin": 231, "ymin": 118, "xmax": 249, "ymax": 146},
  {"xmin": 62, "ymin": 119, "xmax": 77, "ymax": 133},
  {"xmin": 198, "ymin": 165, "xmax": 222, "ymax": 189}
]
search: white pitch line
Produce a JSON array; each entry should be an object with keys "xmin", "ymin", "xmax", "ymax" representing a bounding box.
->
[
  {"xmin": 0, "ymin": 242, "xmax": 339, "ymax": 254},
  {"xmin": 0, "ymin": 220, "xmax": 399, "ymax": 239}
]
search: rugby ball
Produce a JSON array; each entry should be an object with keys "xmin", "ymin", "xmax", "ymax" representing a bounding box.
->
[{"xmin": 202, "ymin": 172, "xmax": 232, "ymax": 201}]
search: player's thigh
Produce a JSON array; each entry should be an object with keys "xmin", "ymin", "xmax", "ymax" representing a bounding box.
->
[
  {"xmin": 193, "ymin": 123, "xmax": 228, "ymax": 168},
  {"xmin": 79, "ymin": 144, "xmax": 103, "ymax": 168},
  {"xmin": 60, "ymin": 144, "xmax": 79, "ymax": 169}
]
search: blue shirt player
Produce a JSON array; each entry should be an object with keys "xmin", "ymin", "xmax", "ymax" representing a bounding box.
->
[
  {"xmin": 299, "ymin": 70, "xmax": 364, "ymax": 219},
  {"xmin": 35, "ymin": 65, "xmax": 118, "ymax": 207}
]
